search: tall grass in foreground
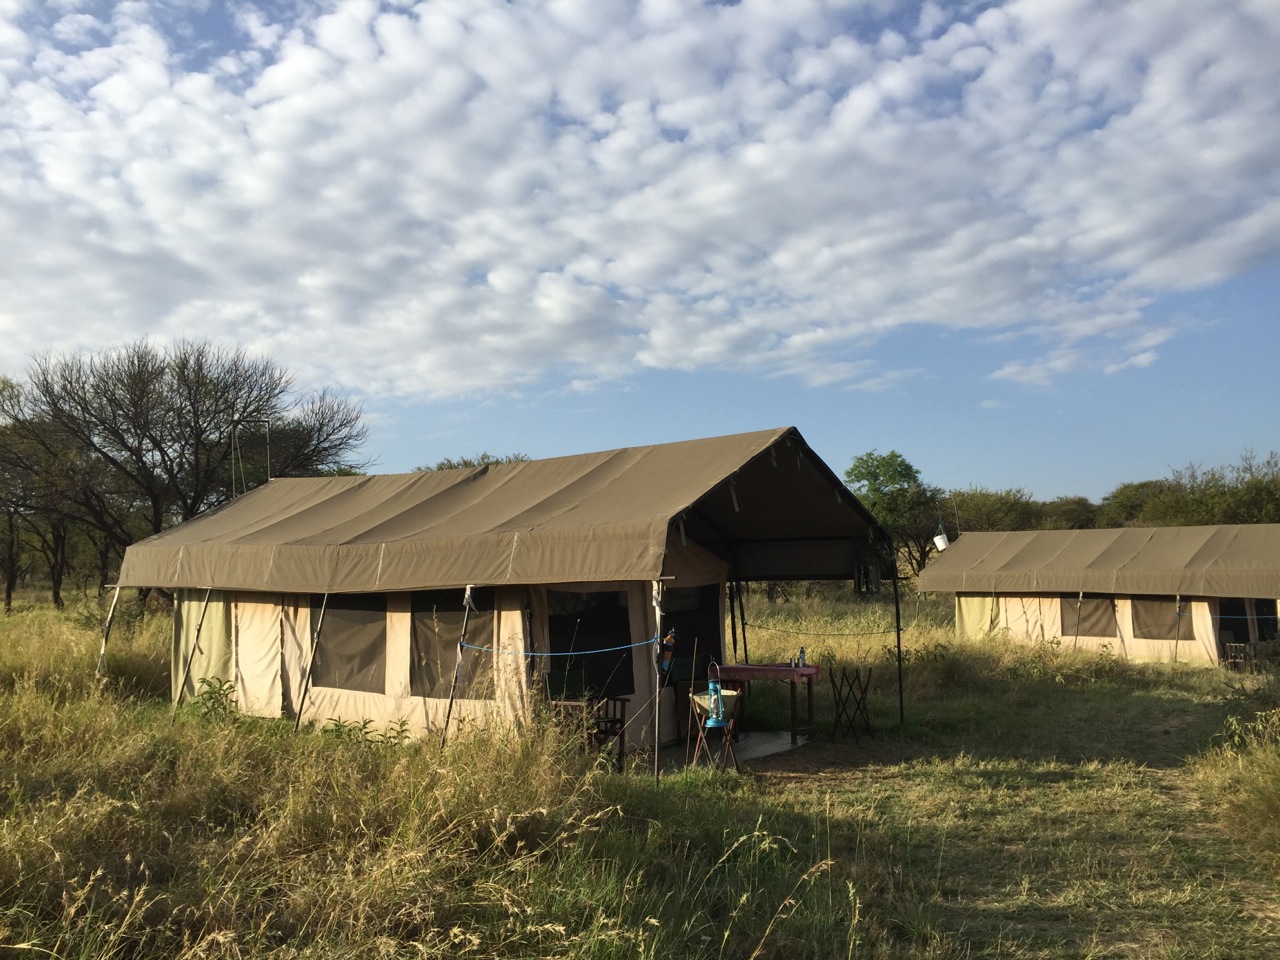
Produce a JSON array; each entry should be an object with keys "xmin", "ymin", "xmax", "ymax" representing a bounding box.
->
[
  {"xmin": 4, "ymin": 594, "xmax": 1280, "ymax": 958},
  {"xmin": 0, "ymin": 600, "xmax": 858, "ymax": 959},
  {"xmin": 1193, "ymin": 676, "xmax": 1280, "ymax": 867}
]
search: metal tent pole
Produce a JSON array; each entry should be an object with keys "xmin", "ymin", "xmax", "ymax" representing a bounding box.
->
[{"xmin": 653, "ymin": 580, "xmax": 663, "ymax": 784}]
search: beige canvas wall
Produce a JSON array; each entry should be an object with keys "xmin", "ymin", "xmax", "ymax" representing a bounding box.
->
[
  {"xmin": 171, "ymin": 581, "xmax": 700, "ymax": 748},
  {"xmin": 955, "ymin": 595, "xmax": 998, "ymax": 640},
  {"xmin": 173, "ymin": 590, "xmax": 233, "ymax": 702},
  {"xmin": 1111, "ymin": 597, "xmax": 1217, "ymax": 664},
  {"xmin": 998, "ymin": 596, "xmax": 1059, "ymax": 645},
  {"xmin": 232, "ymin": 593, "xmax": 283, "ymax": 717},
  {"xmin": 290, "ymin": 588, "xmax": 530, "ymax": 738},
  {"xmin": 965, "ymin": 593, "xmax": 1221, "ymax": 665}
]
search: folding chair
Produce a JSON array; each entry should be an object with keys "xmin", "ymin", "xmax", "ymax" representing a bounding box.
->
[{"xmin": 830, "ymin": 666, "xmax": 873, "ymax": 742}]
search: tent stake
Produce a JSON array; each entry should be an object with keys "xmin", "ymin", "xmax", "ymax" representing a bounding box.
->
[
  {"xmin": 294, "ymin": 593, "xmax": 329, "ymax": 735},
  {"xmin": 96, "ymin": 585, "xmax": 121, "ymax": 680},
  {"xmin": 173, "ymin": 588, "xmax": 214, "ymax": 720},
  {"xmin": 440, "ymin": 585, "xmax": 475, "ymax": 750}
]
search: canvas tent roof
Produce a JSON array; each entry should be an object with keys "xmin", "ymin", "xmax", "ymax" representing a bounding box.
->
[
  {"xmin": 118, "ymin": 426, "xmax": 885, "ymax": 594},
  {"xmin": 917, "ymin": 525, "xmax": 1280, "ymax": 599}
]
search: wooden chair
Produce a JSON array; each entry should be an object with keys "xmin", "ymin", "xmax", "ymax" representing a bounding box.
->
[{"xmin": 543, "ymin": 668, "xmax": 626, "ymax": 771}]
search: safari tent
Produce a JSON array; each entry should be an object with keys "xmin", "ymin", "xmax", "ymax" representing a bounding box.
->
[
  {"xmin": 112, "ymin": 427, "xmax": 887, "ymax": 746},
  {"xmin": 916, "ymin": 526, "xmax": 1280, "ymax": 665}
]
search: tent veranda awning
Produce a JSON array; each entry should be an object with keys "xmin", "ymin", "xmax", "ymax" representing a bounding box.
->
[
  {"xmin": 117, "ymin": 427, "xmax": 887, "ymax": 593},
  {"xmin": 917, "ymin": 525, "xmax": 1280, "ymax": 599}
]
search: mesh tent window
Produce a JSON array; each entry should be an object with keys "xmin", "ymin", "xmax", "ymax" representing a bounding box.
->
[
  {"xmin": 1060, "ymin": 595, "xmax": 1118, "ymax": 638},
  {"xmin": 311, "ymin": 593, "xmax": 387, "ymax": 694},
  {"xmin": 409, "ymin": 588, "xmax": 496, "ymax": 699},
  {"xmin": 1131, "ymin": 596, "xmax": 1188, "ymax": 641},
  {"xmin": 1256, "ymin": 599, "xmax": 1278, "ymax": 643},
  {"xmin": 547, "ymin": 590, "xmax": 634, "ymax": 698}
]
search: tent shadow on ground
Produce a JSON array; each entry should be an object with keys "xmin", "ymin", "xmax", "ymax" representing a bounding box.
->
[{"xmin": 750, "ymin": 675, "xmax": 1240, "ymax": 774}]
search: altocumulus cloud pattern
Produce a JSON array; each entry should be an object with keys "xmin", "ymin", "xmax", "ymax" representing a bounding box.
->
[{"xmin": 1, "ymin": 0, "xmax": 1278, "ymax": 398}]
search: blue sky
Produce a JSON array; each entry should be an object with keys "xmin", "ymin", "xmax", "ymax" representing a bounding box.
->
[{"xmin": 2, "ymin": 0, "xmax": 1278, "ymax": 502}]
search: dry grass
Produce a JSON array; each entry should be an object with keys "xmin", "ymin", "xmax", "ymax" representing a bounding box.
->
[{"xmin": 1, "ymin": 590, "xmax": 1279, "ymax": 958}]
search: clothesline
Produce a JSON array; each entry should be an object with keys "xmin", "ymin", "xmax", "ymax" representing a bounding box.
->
[
  {"xmin": 744, "ymin": 620, "xmax": 898, "ymax": 638},
  {"xmin": 460, "ymin": 637, "xmax": 658, "ymax": 656}
]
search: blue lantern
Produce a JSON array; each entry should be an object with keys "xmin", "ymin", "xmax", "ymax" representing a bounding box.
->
[{"xmin": 704, "ymin": 679, "xmax": 729, "ymax": 729}]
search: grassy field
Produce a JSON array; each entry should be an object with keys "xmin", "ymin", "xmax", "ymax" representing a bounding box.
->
[{"xmin": 1, "ymin": 590, "xmax": 1278, "ymax": 958}]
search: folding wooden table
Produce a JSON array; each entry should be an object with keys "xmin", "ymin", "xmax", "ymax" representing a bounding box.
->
[{"xmin": 710, "ymin": 662, "xmax": 820, "ymax": 745}]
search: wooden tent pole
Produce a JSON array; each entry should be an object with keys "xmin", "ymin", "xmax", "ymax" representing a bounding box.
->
[
  {"xmin": 173, "ymin": 587, "xmax": 214, "ymax": 719},
  {"xmin": 736, "ymin": 581, "xmax": 749, "ymax": 664},
  {"xmin": 95, "ymin": 585, "xmax": 121, "ymax": 679},
  {"xmin": 439, "ymin": 585, "xmax": 475, "ymax": 749},
  {"xmin": 294, "ymin": 592, "xmax": 329, "ymax": 734}
]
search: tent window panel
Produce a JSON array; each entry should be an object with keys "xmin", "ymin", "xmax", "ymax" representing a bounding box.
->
[
  {"xmin": 311, "ymin": 594, "xmax": 386, "ymax": 694},
  {"xmin": 1256, "ymin": 599, "xmax": 1278, "ymax": 643},
  {"xmin": 1218, "ymin": 598, "xmax": 1248, "ymax": 645},
  {"xmin": 1131, "ymin": 596, "xmax": 1188, "ymax": 641},
  {"xmin": 1060, "ymin": 595, "xmax": 1117, "ymax": 638},
  {"xmin": 410, "ymin": 588, "xmax": 496, "ymax": 700},
  {"xmin": 547, "ymin": 590, "xmax": 635, "ymax": 698}
]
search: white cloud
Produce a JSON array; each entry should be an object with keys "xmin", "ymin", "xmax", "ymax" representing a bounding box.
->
[
  {"xmin": 990, "ymin": 348, "xmax": 1084, "ymax": 387},
  {"xmin": 1104, "ymin": 350, "xmax": 1158, "ymax": 374},
  {"xmin": 0, "ymin": 0, "xmax": 1277, "ymax": 398}
]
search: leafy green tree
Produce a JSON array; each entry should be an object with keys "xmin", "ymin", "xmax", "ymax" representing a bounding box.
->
[
  {"xmin": 1141, "ymin": 453, "xmax": 1280, "ymax": 526},
  {"xmin": 844, "ymin": 450, "xmax": 943, "ymax": 575},
  {"xmin": 416, "ymin": 452, "xmax": 531, "ymax": 471},
  {"xmin": 1095, "ymin": 480, "xmax": 1177, "ymax": 528},
  {"xmin": 1038, "ymin": 496, "xmax": 1097, "ymax": 530},
  {"xmin": 947, "ymin": 486, "xmax": 1039, "ymax": 533},
  {"xmin": 1093, "ymin": 452, "xmax": 1280, "ymax": 528}
]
